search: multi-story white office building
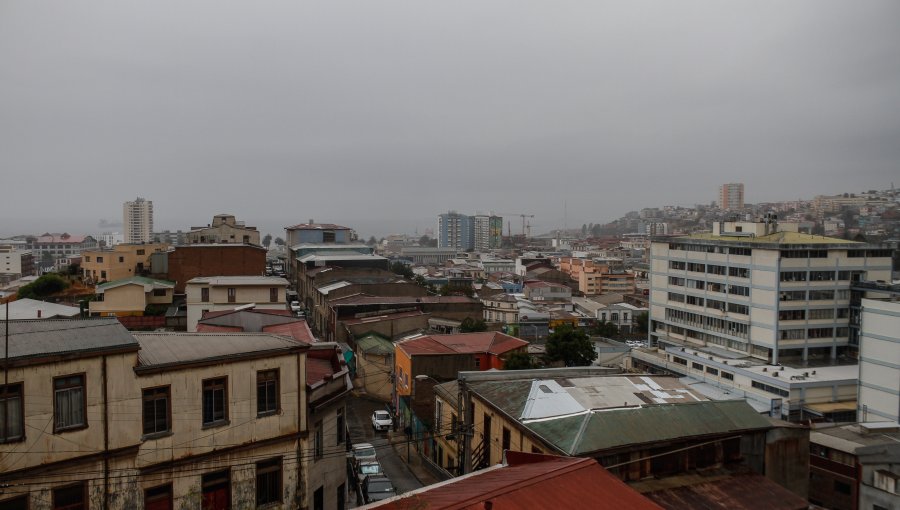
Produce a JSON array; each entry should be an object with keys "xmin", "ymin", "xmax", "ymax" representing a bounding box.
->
[
  {"xmin": 472, "ymin": 214, "xmax": 503, "ymax": 251},
  {"xmin": 123, "ymin": 197, "xmax": 153, "ymax": 244},
  {"xmin": 858, "ymin": 298, "xmax": 900, "ymax": 423},
  {"xmin": 649, "ymin": 219, "xmax": 892, "ymax": 365},
  {"xmin": 718, "ymin": 183, "xmax": 745, "ymax": 210}
]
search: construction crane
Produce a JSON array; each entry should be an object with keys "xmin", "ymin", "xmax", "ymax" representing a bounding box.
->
[{"xmin": 495, "ymin": 212, "xmax": 535, "ymax": 242}]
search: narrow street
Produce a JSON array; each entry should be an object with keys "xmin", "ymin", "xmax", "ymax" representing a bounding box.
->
[{"xmin": 345, "ymin": 395, "xmax": 426, "ymax": 506}]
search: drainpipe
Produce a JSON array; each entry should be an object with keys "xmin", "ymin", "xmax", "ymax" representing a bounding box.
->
[{"xmin": 102, "ymin": 355, "xmax": 109, "ymax": 510}]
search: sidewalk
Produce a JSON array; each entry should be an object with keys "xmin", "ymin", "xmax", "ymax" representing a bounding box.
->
[{"xmin": 388, "ymin": 431, "xmax": 443, "ymax": 487}]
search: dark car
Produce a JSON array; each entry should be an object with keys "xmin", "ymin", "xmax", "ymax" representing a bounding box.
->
[{"xmin": 363, "ymin": 475, "xmax": 397, "ymax": 503}]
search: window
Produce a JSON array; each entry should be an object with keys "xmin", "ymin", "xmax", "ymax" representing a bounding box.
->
[
  {"xmin": 54, "ymin": 482, "xmax": 87, "ymax": 510},
  {"xmin": 145, "ymin": 484, "xmax": 173, "ymax": 510},
  {"xmin": 227, "ymin": 287, "xmax": 236, "ymax": 303},
  {"xmin": 269, "ymin": 287, "xmax": 278, "ymax": 303},
  {"xmin": 322, "ymin": 230, "xmax": 336, "ymax": 243},
  {"xmin": 152, "ymin": 288, "xmax": 167, "ymax": 297},
  {"xmin": 142, "ymin": 386, "xmax": 171, "ymax": 436},
  {"xmin": 474, "ymin": 357, "xmax": 481, "ymax": 368},
  {"xmin": 54, "ymin": 375, "xmax": 86, "ymax": 432},
  {"xmin": 728, "ymin": 267, "xmax": 749, "ymax": 278},
  {"xmin": 336, "ymin": 407, "xmax": 345, "ymax": 446},
  {"xmin": 692, "ymin": 362, "xmax": 704, "ymax": 371},
  {"xmin": 669, "ymin": 261, "xmax": 685, "ymax": 270},
  {"xmin": 256, "ymin": 370, "xmax": 279, "ymax": 416},
  {"xmin": 137, "ymin": 249, "xmax": 145, "ymax": 255},
  {"xmin": 256, "ymin": 458, "xmax": 282, "ymax": 507},
  {"xmin": 201, "ymin": 287, "xmax": 209, "ymax": 302},
  {"xmin": 314, "ymin": 421, "xmax": 323, "ymax": 460},
  {"xmin": 84, "ymin": 256, "xmax": 90, "ymax": 262},
  {"xmin": 0, "ymin": 383, "xmax": 24, "ymax": 443},
  {"xmin": 96, "ymin": 256, "xmax": 104, "ymax": 263},
  {"xmin": 502, "ymin": 427, "xmax": 511, "ymax": 452},
  {"xmin": 780, "ymin": 271, "xmax": 807, "ymax": 282},
  {"xmin": 118, "ymin": 256, "xmax": 124, "ymax": 263},
  {"xmin": 201, "ymin": 470, "xmax": 230, "ymax": 510},
  {"xmin": 706, "ymin": 367, "xmax": 718, "ymax": 376},
  {"xmin": 672, "ymin": 356, "xmax": 687, "ymax": 366},
  {"xmin": 202, "ymin": 378, "xmax": 228, "ymax": 426},
  {"xmin": 722, "ymin": 371, "xmax": 734, "ymax": 381},
  {"xmin": 0, "ymin": 495, "xmax": 27, "ymax": 510},
  {"xmin": 810, "ymin": 271, "xmax": 835, "ymax": 281},
  {"xmin": 313, "ymin": 487, "xmax": 324, "ymax": 510}
]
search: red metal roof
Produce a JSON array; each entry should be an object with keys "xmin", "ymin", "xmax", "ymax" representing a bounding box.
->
[
  {"xmin": 398, "ymin": 332, "xmax": 528, "ymax": 357},
  {"xmin": 372, "ymin": 452, "xmax": 663, "ymax": 510},
  {"xmin": 196, "ymin": 324, "xmax": 243, "ymax": 333},
  {"xmin": 263, "ymin": 321, "xmax": 316, "ymax": 344},
  {"xmin": 639, "ymin": 471, "xmax": 809, "ymax": 510},
  {"xmin": 306, "ymin": 357, "xmax": 335, "ymax": 386}
]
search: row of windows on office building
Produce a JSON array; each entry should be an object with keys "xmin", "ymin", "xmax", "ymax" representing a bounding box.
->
[
  {"xmin": 662, "ymin": 324, "xmax": 770, "ymax": 358},
  {"xmin": 667, "ymin": 244, "xmax": 753, "ymax": 256},
  {"xmin": 667, "ymin": 277, "xmax": 751, "ymax": 296},
  {"xmin": 664, "ymin": 308, "xmax": 750, "ymax": 339},
  {"xmin": 668, "ymin": 261, "xmax": 750, "ymax": 278},
  {"xmin": 667, "ymin": 292, "xmax": 750, "ymax": 315},
  {"xmin": 779, "ymin": 270, "xmax": 861, "ymax": 282}
]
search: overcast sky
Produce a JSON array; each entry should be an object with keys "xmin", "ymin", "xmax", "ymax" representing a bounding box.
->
[{"xmin": 2, "ymin": 1, "xmax": 898, "ymax": 238}]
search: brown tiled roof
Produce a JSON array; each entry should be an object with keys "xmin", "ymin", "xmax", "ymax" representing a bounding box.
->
[{"xmin": 397, "ymin": 332, "xmax": 527, "ymax": 356}]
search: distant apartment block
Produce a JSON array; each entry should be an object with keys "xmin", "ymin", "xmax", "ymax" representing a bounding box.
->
[
  {"xmin": 151, "ymin": 229, "xmax": 188, "ymax": 246},
  {"xmin": 188, "ymin": 213, "xmax": 260, "ymax": 245},
  {"xmin": 29, "ymin": 233, "xmax": 99, "ymax": 261},
  {"xmin": 438, "ymin": 212, "xmax": 475, "ymax": 251},
  {"xmin": 123, "ymin": 196, "xmax": 153, "ymax": 243},
  {"xmin": 0, "ymin": 245, "xmax": 34, "ymax": 279},
  {"xmin": 718, "ymin": 183, "xmax": 745, "ymax": 210},
  {"xmin": 473, "ymin": 214, "xmax": 503, "ymax": 251},
  {"xmin": 97, "ymin": 231, "xmax": 123, "ymax": 247}
]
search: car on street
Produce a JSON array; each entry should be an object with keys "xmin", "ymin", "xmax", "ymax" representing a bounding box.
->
[
  {"xmin": 363, "ymin": 475, "xmax": 397, "ymax": 503},
  {"xmin": 356, "ymin": 460, "xmax": 383, "ymax": 482},
  {"xmin": 350, "ymin": 443, "xmax": 377, "ymax": 465},
  {"xmin": 371, "ymin": 410, "xmax": 392, "ymax": 431}
]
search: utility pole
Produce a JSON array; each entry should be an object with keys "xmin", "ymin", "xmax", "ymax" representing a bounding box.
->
[{"xmin": 459, "ymin": 375, "xmax": 472, "ymax": 474}]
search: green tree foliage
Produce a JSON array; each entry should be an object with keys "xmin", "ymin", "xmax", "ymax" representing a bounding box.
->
[
  {"xmin": 634, "ymin": 312, "xmax": 649, "ymax": 334},
  {"xmin": 262, "ymin": 234, "xmax": 272, "ymax": 248},
  {"xmin": 546, "ymin": 324, "xmax": 597, "ymax": 367},
  {"xmin": 367, "ymin": 236, "xmax": 378, "ymax": 246},
  {"xmin": 390, "ymin": 261, "xmax": 415, "ymax": 280},
  {"xmin": 503, "ymin": 351, "xmax": 536, "ymax": 370},
  {"xmin": 591, "ymin": 321, "xmax": 619, "ymax": 338},
  {"xmin": 274, "ymin": 237, "xmax": 285, "ymax": 246},
  {"xmin": 460, "ymin": 317, "xmax": 487, "ymax": 333},
  {"xmin": 17, "ymin": 274, "xmax": 70, "ymax": 300}
]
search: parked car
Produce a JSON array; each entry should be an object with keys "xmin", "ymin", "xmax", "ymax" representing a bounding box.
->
[
  {"xmin": 350, "ymin": 443, "xmax": 377, "ymax": 465},
  {"xmin": 356, "ymin": 460, "xmax": 383, "ymax": 482},
  {"xmin": 363, "ymin": 475, "xmax": 397, "ymax": 503},
  {"xmin": 371, "ymin": 410, "xmax": 392, "ymax": 431}
]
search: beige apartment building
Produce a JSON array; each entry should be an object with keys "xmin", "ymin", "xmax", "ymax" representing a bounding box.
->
[
  {"xmin": 187, "ymin": 213, "xmax": 261, "ymax": 245},
  {"xmin": 82, "ymin": 242, "xmax": 169, "ymax": 284},
  {"xmin": 89, "ymin": 276, "xmax": 175, "ymax": 317},
  {"xmin": 0, "ymin": 319, "xmax": 349, "ymax": 510},
  {"xmin": 185, "ymin": 276, "xmax": 289, "ymax": 331},
  {"xmin": 124, "ymin": 197, "xmax": 154, "ymax": 244}
]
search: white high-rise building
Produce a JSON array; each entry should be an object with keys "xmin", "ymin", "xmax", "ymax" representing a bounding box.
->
[
  {"xmin": 123, "ymin": 197, "xmax": 153, "ymax": 244},
  {"xmin": 649, "ymin": 219, "xmax": 892, "ymax": 365}
]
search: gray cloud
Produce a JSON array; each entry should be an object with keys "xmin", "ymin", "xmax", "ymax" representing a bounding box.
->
[{"xmin": 2, "ymin": 1, "xmax": 898, "ymax": 238}]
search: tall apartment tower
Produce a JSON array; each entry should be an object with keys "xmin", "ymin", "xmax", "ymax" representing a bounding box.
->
[
  {"xmin": 473, "ymin": 214, "xmax": 503, "ymax": 251},
  {"xmin": 718, "ymin": 183, "xmax": 745, "ymax": 210},
  {"xmin": 649, "ymin": 219, "xmax": 892, "ymax": 365},
  {"xmin": 438, "ymin": 212, "xmax": 474, "ymax": 251},
  {"xmin": 123, "ymin": 197, "xmax": 153, "ymax": 244}
]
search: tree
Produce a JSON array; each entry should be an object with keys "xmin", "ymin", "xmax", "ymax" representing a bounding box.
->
[
  {"xmin": 262, "ymin": 234, "xmax": 272, "ymax": 248},
  {"xmin": 591, "ymin": 321, "xmax": 619, "ymax": 338},
  {"xmin": 460, "ymin": 317, "xmax": 487, "ymax": 333},
  {"xmin": 546, "ymin": 324, "xmax": 597, "ymax": 367},
  {"xmin": 503, "ymin": 351, "xmax": 536, "ymax": 370},
  {"xmin": 274, "ymin": 237, "xmax": 285, "ymax": 246},
  {"xmin": 634, "ymin": 312, "xmax": 649, "ymax": 335},
  {"xmin": 419, "ymin": 235, "xmax": 437, "ymax": 247},
  {"xmin": 17, "ymin": 274, "xmax": 70, "ymax": 300},
  {"xmin": 390, "ymin": 261, "xmax": 414, "ymax": 280},
  {"xmin": 367, "ymin": 236, "xmax": 378, "ymax": 246},
  {"xmin": 41, "ymin": 251, "xmax": 55, "ymax": 268}
]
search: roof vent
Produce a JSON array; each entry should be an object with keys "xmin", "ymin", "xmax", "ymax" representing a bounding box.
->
[{"xmin": 773, "ymin": 371, "xmax": 778, "ymax": 377}]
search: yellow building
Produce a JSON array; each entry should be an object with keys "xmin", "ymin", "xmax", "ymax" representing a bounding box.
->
[
  {"xmin": 89, "ymin": 276, "xmax": 175, "ymax": 317},
  {"xmin": 81, "ymin": 242, "xmax": 169, "ymax": 284}
]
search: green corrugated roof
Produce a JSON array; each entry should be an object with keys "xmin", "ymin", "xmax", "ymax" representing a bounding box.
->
[
  {"xmin": 97, "ymin": 276, "xmax": 175, "ymax": 290},
  {"xmin": 356, "ymin": 333, "xmax": 394, "ymax": 355},
  {"xmin": 526, "ymin": 400, "xmax": 772, "ymax": 455}
]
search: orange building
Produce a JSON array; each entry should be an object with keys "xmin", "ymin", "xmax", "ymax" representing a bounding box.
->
[{"xmin": 558, "ymin": 256, "xmax": 636, "ymax": 296}]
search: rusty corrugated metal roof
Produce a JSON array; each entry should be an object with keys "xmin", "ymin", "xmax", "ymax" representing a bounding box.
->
[
  {"xmin": 369, "ymin": 452, "xmax": 663, "ymax": 510},
  {"xmin": 639, "ymin": 471, "xmax": 809, "ymax": 510}
]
